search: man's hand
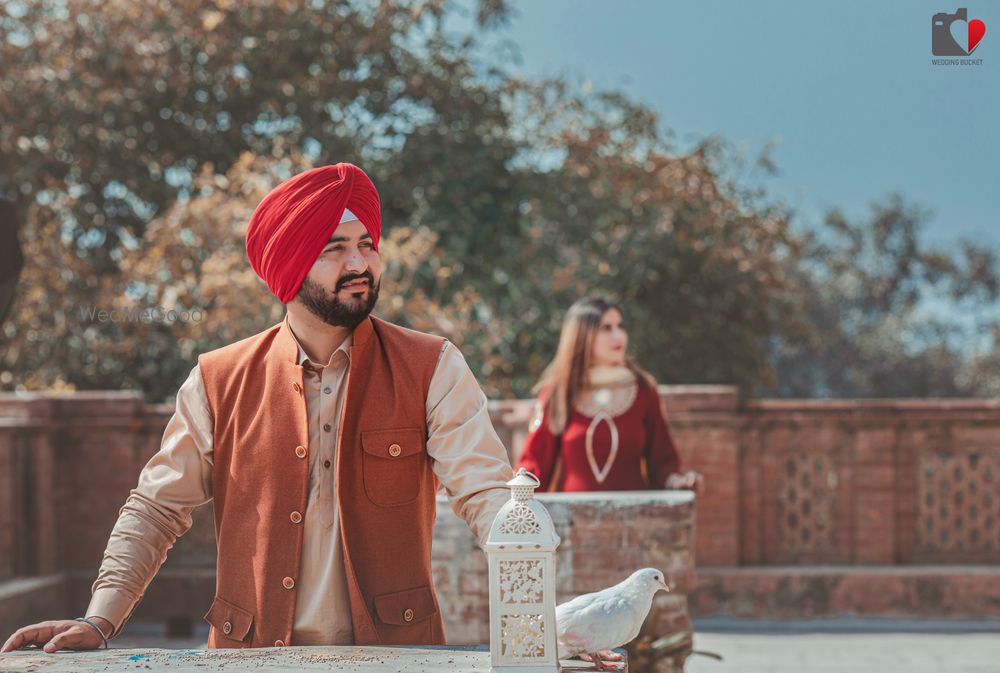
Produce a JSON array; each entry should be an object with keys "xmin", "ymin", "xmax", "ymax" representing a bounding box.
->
[{"xmin": 1, "ymin": 618, "xmax": 109, "ymax": 653}]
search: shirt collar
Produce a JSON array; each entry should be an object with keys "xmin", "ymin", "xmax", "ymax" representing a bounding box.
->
[{"xmin": 286, "ymin": 321, "xmax": 354, "ymax": 368}]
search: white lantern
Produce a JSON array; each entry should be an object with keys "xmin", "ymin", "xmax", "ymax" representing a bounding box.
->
[{"xmin": 486, "ymin": 468, "xmax": 562, "ymax": 673}]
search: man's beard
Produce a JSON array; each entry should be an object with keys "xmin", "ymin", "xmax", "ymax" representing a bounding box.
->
[{"xmin": 296, "ymin": 272, "xmax": 379, "ymax": 329}]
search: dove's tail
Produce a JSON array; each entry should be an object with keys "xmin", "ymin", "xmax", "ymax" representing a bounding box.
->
[{"xmin": 692, "ymin": 649, "xmax": 724, "ymax": 661}]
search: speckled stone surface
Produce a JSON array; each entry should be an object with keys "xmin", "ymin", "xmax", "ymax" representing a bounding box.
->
[{"xmin": 0, "ymin": 645, "xmax": 622, "ymax": 672}]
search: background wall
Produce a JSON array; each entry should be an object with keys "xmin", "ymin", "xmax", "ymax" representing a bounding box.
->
[{"xmin": 2, "ymin": 385, "xmax": 999, "ymax": 642}]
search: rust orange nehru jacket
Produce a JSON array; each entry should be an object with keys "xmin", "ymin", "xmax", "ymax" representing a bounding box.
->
[{"xmin": 197, "ymin": 315, "xmax": 447, "ymax": 648}]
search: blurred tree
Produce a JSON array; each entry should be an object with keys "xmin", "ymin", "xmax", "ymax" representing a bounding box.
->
[
  {"xmin": 769, "ymin": 194, "xmax": 1000, "ymax": 397},
  {"xmin": 0, "ymin": 0, "xmax": 527, "ymax": 398},
  {"xmin": 1, "ymin": 0, "xmax": 996, "ymax": 401},
  {"xmin": 964, "ymin": 325, "xmax": 1000, "ymax": 397},
  {"xmin": 0, "ymin": 199, "xmax": 23, "ymax": 327}
]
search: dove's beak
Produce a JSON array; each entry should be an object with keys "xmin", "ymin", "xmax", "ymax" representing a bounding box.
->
[{"xmin": 657, "ymin": 579, "xmax": 670, "ymax": 593}]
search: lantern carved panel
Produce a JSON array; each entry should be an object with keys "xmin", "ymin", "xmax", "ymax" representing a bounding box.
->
[
  {"xmin": 499, "ymin": 560, "xmax": 545, "ymax": 603},
  {"xmin": 500, "ymin": 614, "xmax": 546, "ymax": 658}
]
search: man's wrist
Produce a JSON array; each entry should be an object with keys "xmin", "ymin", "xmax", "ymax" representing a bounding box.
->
[
  {"xmin": 86, "ymin": 615, "xmax": 115, "ymax": 639},
  {"xmin": 87, "ymin": 586, "xmax": 135, "ymax": 638}
]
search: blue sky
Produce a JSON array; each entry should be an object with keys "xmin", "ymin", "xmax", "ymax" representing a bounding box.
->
[{"xmin": 495, "ymin": 0, "xmax": 998, "ymax": 251}]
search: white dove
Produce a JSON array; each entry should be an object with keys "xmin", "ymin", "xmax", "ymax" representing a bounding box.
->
[{"xmin": 556, "ymin": 568, "xmax": 669, "ymax": 671}]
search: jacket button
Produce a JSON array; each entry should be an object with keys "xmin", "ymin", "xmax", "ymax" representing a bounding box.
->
[
  {"xmin": 222, "ymin": 621, "xmax": 232, "ymax": 635},
  {"xmin": 290, "ymin": 511, "xmax": 302, "ymax": 524},
  {"xmin": 295, "ymin": 445, "xmax": 307, "ymax": 459},
  {"xmin": 388, "ymin": 443, "xmax": 402, "ymax": 457},
  {"xmin": 403, "ymin": 608, "xmax": 414, "ymax": 622},
  {"xmin": 282, "ymin": 576, "xmax": 295, "ymax": 589},
  {"xmin": 292, "ymin": 382, "xmax": 302, "ymax": 393},
  {"xmin": 274, "ymin": 639, "xmax": 285, "ymax": 647}
]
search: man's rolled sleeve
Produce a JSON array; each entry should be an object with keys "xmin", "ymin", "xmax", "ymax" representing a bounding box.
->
[
  {"xmin": 425, "ymin": 342, "xmax": 514, "ymax": 549},
  {"xmin": 86, "ymin": 363, "xmax": 214, "ymax": 636}
]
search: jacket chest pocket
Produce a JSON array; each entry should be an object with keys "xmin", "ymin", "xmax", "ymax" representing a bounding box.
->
[{"xmin": 360, "ymin": 427, "xmax": 426, "ymax": 507}]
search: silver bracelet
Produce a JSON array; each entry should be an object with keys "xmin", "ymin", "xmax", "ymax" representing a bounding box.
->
[{"xmin": 74, "ymin": 617, "xmax": 109, "ymax": 649}]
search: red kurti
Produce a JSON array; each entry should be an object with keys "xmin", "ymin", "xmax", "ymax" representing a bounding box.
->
[{"xmin": 517, "ymin": 380, "xmax": 681, "ymax": 492}]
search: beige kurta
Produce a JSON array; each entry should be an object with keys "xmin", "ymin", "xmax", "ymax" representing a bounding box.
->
[{"xmin": 87, "ymin": 323, "xmax": 514, "ymax": 644}]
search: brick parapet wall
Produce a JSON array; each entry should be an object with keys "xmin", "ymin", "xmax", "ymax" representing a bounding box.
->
[
  {"xmin": 2, "ymin": 387, "xmax": 1000, "ymax": 630},
  {"xmin": 4, "ymin": 387, "xmax": 1000, "ymax": 571}
]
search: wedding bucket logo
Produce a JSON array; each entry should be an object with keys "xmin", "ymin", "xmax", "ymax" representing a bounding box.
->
[{"xmin": 932, "ymin": 8, "xmax": 987, "ymax": 65}]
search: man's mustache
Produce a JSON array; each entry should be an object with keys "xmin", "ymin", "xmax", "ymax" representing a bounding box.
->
[{"xmin": 335, "ymin": 272, "xmax": 375, "ymax": 292}]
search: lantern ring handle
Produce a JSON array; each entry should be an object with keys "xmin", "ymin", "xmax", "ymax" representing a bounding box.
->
[{"xmin": 516, "ymin": 467, "xmax": 541, "ymax": 487}]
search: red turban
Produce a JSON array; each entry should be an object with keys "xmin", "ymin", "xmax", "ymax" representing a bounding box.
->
[{"xmin": 245, "ymin": 163, "xmax": 381, "ymax": 303}]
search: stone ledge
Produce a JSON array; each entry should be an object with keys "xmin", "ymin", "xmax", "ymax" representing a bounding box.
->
[
  {"xmin": 693, "ymin": 615, "xmax": 1000, "ymax": 633},
  {"xmin": 0, "ymin": 645, "xmax": 628, "ymax": 672},
  {"xmin": 535, "ymin": 491, "xmax": 696, "ymax": 506},
  {"xmin": 690, "ymin": 566, "xmax": 1000, "ymax": 619}
]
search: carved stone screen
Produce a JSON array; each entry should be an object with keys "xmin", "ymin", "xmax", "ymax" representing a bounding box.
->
[{"xmin": 916, "ymin": 449, "xmax": 1000, "ymax": 562}]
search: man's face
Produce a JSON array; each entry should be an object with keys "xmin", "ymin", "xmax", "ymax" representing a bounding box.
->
[{"xmin": 295, "ymin": 219, "xmax": 381, "ymax": 328}]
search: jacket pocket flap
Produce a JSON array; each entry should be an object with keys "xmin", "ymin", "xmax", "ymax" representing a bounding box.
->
[
  {"xmin": 373, "ymin": 585, "xmax": 437, "ymax": 626},
  {"xmin": 204, "ymin": 595, "xmax": 254, "ymax": 641},
  {"xmin": 361, "ymin": 428, "xmax": 424, "ymax": 459}
]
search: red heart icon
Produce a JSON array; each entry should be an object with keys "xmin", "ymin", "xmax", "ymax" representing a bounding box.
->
[{"xmin": 969, "ymin": 18, "xmax": 986, "ymax": 53}]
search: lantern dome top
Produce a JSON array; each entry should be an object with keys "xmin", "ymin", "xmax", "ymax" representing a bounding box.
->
[
  {"xmin": 507, "ymin": 468, "xmax": 541, "ymax": 503},
  {"xmin": 486, "ymin": 468, "xmax": 560, "ymax": 549}
]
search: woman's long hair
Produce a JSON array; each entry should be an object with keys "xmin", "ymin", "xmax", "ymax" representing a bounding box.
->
[{"xmin": 533, "ymin": 297, "xmax": 657, "ymax": 435}]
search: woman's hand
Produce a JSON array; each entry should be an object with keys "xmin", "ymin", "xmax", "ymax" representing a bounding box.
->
[{"xmin": 665, "ymin": 470, "xmax": 704, "ymax": 492}]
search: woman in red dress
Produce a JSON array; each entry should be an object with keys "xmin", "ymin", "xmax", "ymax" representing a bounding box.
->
[{"xmin": 517, "ymin": 297, "xmax": 702, "ymax": 492}]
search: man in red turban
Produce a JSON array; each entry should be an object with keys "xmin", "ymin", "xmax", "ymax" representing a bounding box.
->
[
  {"xmin": 4, "ymin": 163, "xmax": 515, "ymax": 653},
  {"xmin": 246, "ymin": 162, "xmax": 382, "ymax": 306}
]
